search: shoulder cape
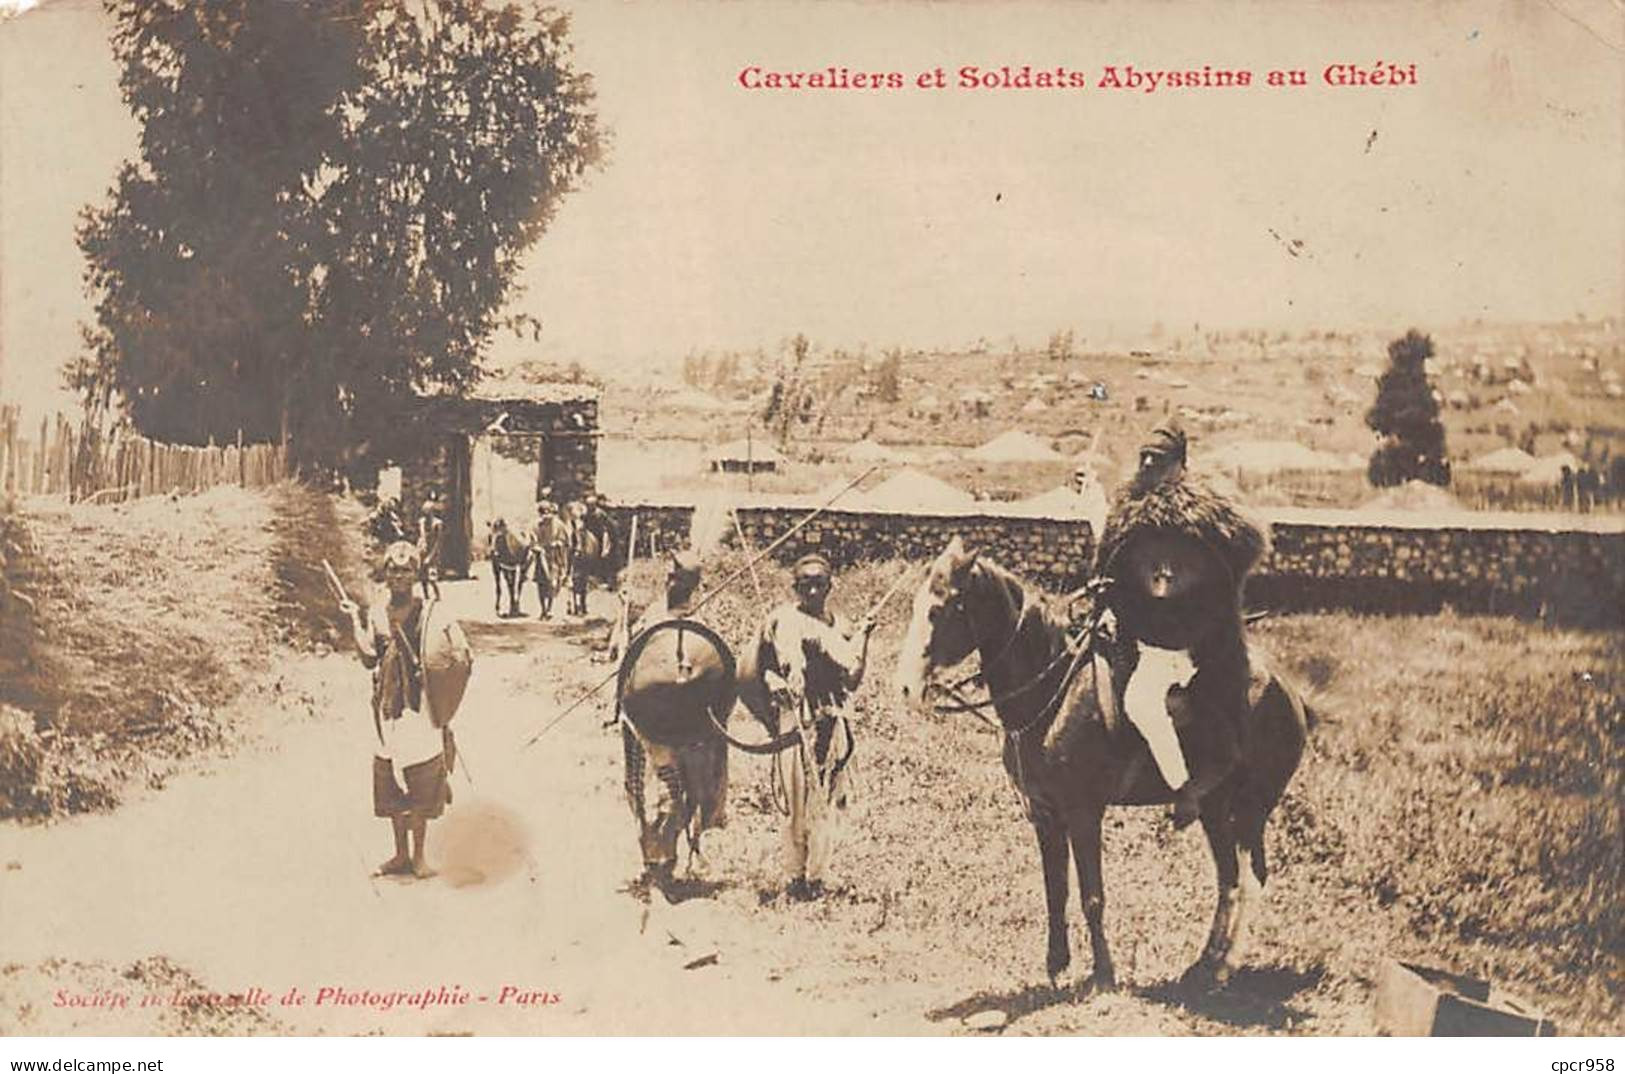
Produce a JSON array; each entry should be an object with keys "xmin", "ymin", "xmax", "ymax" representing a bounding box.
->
[{"xmin": 1093, "ymin": 475, "xmax": 1268, "ymax": 587}]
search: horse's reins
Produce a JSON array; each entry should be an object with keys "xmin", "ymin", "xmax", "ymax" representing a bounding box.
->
[
  {"xmin": 932, "ymin": 563, "xmax": 1095, "ymax": 820},
  {"xmin": 935, "ymin": 565, "xmax": 1088, "ymax": 731}
]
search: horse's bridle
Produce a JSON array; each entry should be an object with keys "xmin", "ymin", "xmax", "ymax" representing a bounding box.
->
[
  {"xmin": 925, "ymin": 563, "xmax": 1096, "ymax": 823},
  {"xmin": 932, "ymin": 564, "xmax": 1088, "ymax": 739},
  {"xmin": 939, "ymin": 564, "xmax": 1027, "ymax": 691}
]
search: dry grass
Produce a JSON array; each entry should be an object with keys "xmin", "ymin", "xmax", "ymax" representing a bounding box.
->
[
  {"xmin": 606, "ymin": 546, "xmax": 1621, "ymax": 1033},
  {"xmin": 0, "ymin": 957, "xmax": 287, "ymax": 1035},
  {"xmin": 0, "ymin": 482, "xmax": 364, "ymax": 818}
]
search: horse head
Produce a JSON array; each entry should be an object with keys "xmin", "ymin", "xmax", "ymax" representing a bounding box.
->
[{"xmin": 894, "ymin": 535, "xmax": 984, "ymax": 707}]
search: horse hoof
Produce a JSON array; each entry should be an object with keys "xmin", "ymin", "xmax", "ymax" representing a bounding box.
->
[
  {"xmin": 1084, "ymin": 969, "xmax": 1117, "ymax": 995},
  {"xmin": 1045, "ymin": 950, "xmax": 1071, "ymax": 982}
]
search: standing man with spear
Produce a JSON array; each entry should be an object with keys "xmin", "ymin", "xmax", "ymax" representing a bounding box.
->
[{"xmin": 752, "ymin": 552, "xmax": 878, "ymax": 900}]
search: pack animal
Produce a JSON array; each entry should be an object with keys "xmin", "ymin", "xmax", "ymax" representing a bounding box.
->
[
  {"xmin": 893, "ymin": 537, "xmax": 1312, "ymax": 992},
  {"xmin": 567, "ymin": 501, "xmax": 616, "ymax": 616},
  {"xmin": 487, "ymin": 518, "xmax": 531, "ymax": 618}
]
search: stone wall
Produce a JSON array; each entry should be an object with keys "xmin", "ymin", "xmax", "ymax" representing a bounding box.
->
[
  {"xmin": 1250, "ymin": 514, "xmax": 1623, "ymax": 623},
  {"xmin": 733, "ymin": 507, "xmax": 1094, "ymax": 591},
  {"xmin": 607, "ymin": 499, "xmax": 1623, "ymax": 624}
]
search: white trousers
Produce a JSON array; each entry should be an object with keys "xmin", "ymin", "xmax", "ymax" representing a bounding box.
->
[
  {"xmin": 776, "ymin": 719, "xmax": 850, "ymax": 883},
  {"xmin": 1123, "ymin": 642, "xmax": 1197, "ymax": 790}
]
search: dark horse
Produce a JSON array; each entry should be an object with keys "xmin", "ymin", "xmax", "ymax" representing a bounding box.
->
[
  {"xmin": 893, "ymin": 536, "xmax": 1311, "ymax": 991},
  {"xmin": 487, "ymin": 518, "xmax": 531, "ymax": 618}
]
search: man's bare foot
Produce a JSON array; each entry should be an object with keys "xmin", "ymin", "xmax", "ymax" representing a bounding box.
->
[
  {"xmin": 411, "ymin": 860, "xmax": 437, "ymax": 880},
  {"xmin": 374, "ymin": 856, "xmax": 412, "ymax": 877}
]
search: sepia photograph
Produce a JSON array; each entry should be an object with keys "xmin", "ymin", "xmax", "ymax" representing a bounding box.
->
[{"xmin": 0, "ymin": 0, "xmax": 1620, "ymax": 1056}]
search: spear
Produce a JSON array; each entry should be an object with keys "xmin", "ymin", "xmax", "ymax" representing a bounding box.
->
[
  {"xmin": 321, "ymin": 558, "xmax": 352, "ymax": 608},
  {"xmin": 519, "ymin": 464, "xmax": 880, "ymax": 750},
  {"xmin": 863, "ymin": 561, "xmax": 919, "ymax": 623}
]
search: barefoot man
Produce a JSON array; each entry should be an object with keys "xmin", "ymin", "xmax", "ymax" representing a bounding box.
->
[
  {"xmin": 342, "ymin": 541, "xmax": 452, "ymax": 878},
  {"xmin": 755, "ymin": 554, "xmax": 876, "ymax": 899}
]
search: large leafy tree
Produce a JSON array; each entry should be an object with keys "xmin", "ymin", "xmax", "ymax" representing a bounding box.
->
[
  {"xmin": 74, "ymin": 0, "xmax": 601, "ymax": 471},
  {"xmin": 1366, "ymin": 329, "xmax": 1450, "ymax": 487}
]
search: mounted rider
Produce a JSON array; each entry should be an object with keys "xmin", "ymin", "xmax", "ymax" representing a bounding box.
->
[
  {"xmin": 618, "ymin": 549, "xmax": 730, "ymax": 879},
  {"xmin": 753, "ymin": 552, "xmax": 876, "ymax": 899},
  {"xmin": 1090, "ymin": 425, "xmax": 1265, "ymax": 829}
]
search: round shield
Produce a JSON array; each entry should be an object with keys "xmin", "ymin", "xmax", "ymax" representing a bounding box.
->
[{"xmin": 617, "ymin": 619, "xmax": 738, "ymax": 748}]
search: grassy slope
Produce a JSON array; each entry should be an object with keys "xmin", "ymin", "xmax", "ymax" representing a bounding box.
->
[
  {"xmin": 612, "ymin": 549, "xmax": 1621, "ymax": 1033},
  {"xmin": 0, "ymin": 483, "xmax": 364, "ymax": 818}
]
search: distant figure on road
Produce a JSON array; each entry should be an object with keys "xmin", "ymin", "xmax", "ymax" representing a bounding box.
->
[
  {"xmin": 530, "ymin": 498, "xmax": 572, "ymax": 620},
  {"xmin": 365, "ymin": 495, "xmax": 409, "ymax": 549},
  {"xmin": 1577, "ymin": 466, "xmax": 1600, "ymax": 513},
  {"xmin": 569, "ymin": 493, "xmax": 617, "ymax": 617},
  {"xmin": 417, "ymin": 487, "xmax": 445, "ymax": 600},
  {"xmin": 1559, "ymin": 465, "xmax": 1576, "ymax": 511}
]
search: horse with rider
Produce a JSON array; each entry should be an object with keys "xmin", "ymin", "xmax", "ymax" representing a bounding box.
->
[
  {"xmin": 584, "ymin": 427, "xmax": 1312, "ymax": 990},
  {"xmin": 892, "ymin": 424, "xmax": 1312, "ymax": 990}
]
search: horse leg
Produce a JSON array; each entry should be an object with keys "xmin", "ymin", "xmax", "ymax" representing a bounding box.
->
[
  {"xmin": 1184, "ymin": 798, "xmax": 1243, "ymax": 990},
  {"xmin": 1067, "ymin": 803, "xmax": 1116, "ymax": 991},
  {"xmin": 1223, "ymin": 798, "xmax": 1269, "ymax": 973},
  {"xmin": 1033, "ymin": 810, "xmax": 1072, "ymax": 983},
  {"xmin": 491, "ymin": 561, "xmax": 502, "ymax": 616}
]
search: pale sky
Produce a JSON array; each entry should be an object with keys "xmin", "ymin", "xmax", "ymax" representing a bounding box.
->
[{"xmin": 2, "ymin": 0, "xmax": 1622, "ymax": 415}]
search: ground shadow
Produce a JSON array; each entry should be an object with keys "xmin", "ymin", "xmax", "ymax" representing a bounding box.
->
[
  {"xmin": 1135, "ymin": 963, "xmax": 1323, "ymax": 1030},
  {"xmin": 621, "ymin": 870, "xmax": 732, "ymax": 906},
  {"xmin": 925, "ymin": 979, "xmax": 1099, "ymax": 1030},
  {"xmin": 657, "ymin": 874, "xmax": 732, "ymax": 905},
  {"xmin": 460, "ymin": 616, "xmax": 608, "ymax": 656}
]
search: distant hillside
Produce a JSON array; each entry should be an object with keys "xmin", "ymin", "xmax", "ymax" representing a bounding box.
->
[{"xmin": 600, "ymin": 319, "xmax": 1623, "ymax": 500}]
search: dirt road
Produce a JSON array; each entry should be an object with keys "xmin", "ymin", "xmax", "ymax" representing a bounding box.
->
[
  {"xmin": 5, "ymin": 559, "xmax": 1408, "ymax": 1038},
  {"xmin": 0, "ymin": 574, "xmax": 946, "ymax": 1036}
]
